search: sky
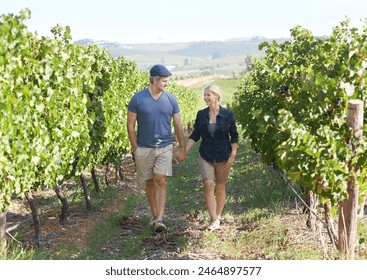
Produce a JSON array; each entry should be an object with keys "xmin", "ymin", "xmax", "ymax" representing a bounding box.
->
[{"xmin": 2, "ymin": 0, "xmax": 367, "ymax": 44}]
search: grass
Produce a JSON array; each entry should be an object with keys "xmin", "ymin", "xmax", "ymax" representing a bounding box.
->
[{"xmin": 0, "ymin": 239, "xmax": 35, "ymax": 260}]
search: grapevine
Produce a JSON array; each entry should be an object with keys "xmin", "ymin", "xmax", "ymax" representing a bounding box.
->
[{"xmin": 232, "ymin": 19, "xmax": 367, "ymax": 207}]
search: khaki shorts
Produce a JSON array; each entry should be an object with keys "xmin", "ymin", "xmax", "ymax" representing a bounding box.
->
[
  {"xmin": 198, "ymin": 155, "xmax": 230, "ymax": 184},
  {"xmin": 133, "ymin": 145, "xmax": 173, "ymax": 187}
]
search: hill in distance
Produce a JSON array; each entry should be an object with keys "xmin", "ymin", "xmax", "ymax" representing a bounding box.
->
[{"xmin": 75, "ymin": 37, "xmax": 288, "ymax": 77}]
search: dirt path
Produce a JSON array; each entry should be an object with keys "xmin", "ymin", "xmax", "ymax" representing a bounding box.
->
[
  {"xmin": 175, "ymin": 75, "xmax": 228, "ymax": 88},
  {"xmin": 96, "ymin": 162, "xmax": 209, "ymax": 260}
]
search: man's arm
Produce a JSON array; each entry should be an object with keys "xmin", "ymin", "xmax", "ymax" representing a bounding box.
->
[
  {"xmin": 173, "ymin": 112, "xmax": 186, "ymax": 162},
  {"xmin": 127, "ymin": 111, "xmax": 138, "ymax": 152}
]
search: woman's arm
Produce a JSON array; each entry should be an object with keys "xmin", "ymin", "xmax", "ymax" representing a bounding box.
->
[
  {"xmin": 185, "ymin": 138, "xmax": 196, "ymax": 154},
  {"xmin": 224, "ymin": 142, "xmax": 238, "ymax": 168}
]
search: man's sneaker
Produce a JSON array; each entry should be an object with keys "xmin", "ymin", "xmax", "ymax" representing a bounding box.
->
[
  {"xmin": 149, "ymin": 216, "xmax": 157, "ymax": 227},
  {"xmin": 208, "ymin": 218, "xmax": 220, "ymax": 231},
  {"xmin": 154, "ymin": 220, "xmax": 167, "ymax": 232}
]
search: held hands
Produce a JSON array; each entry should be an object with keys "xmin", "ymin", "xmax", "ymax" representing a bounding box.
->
[{"xmin": 174, "ymin": 148, "xmax": 186, "ymax": 163}]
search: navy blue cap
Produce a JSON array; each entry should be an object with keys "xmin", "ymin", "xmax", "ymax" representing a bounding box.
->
[{"xmin": 149, "ymin": 64, "xmax": 172, "ymax": 77}]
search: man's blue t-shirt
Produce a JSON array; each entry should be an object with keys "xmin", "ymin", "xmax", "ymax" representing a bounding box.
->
[{"xmin": 128, "ymin": 88, "xmax": 180, "ymax": 147}]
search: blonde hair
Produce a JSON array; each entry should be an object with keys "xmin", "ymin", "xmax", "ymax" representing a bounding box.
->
[{"xmin": 204, "ymin": 84, "xmax": 222, "ymax": 102}]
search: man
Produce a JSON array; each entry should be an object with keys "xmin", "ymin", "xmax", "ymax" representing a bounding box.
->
[{"xmin": 127, "ymin": 64, "xmax": 186, "ymax": 232}]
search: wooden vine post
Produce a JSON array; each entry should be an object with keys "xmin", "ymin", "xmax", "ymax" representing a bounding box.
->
[{"xmin": 338, "ymin": 99, "xmax": 364, "ymax": 259}]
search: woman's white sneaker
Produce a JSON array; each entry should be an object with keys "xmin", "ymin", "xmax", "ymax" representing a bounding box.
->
[{"xmin": 208, "ymin": 218, "xmax": 220, "ymax": 231}]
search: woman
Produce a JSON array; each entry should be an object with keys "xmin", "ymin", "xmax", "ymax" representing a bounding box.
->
[{"xmin": 185, "ymin": 84, "xmax": 239, "ymax": 231}]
